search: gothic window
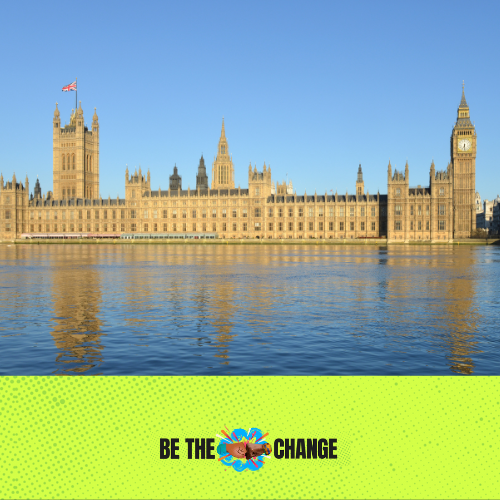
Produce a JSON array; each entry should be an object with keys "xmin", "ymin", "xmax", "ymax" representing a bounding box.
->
[
  {"xmin": 410, "ymin": 222, "xmax": 413, "ymax": 230},
  {"xmin": 439, "ymin": 188, "xmax": 444, "ymax": 196},
  {"xmin": 319, "ymin": 221, "xmax": 323, "ymax": 231},
  {"xmin": 5, "ymin": 210, "xmax": 10, "ymax": 219},
  {"xmin": 153, "ymin": 210, "xmax": 158, "ymax": 219},
  {"xmin": 212, "ymin": 209, "xmax": 216, "ymax": 218},
  {"xmin": 439, "ymin": 205, "xmax": 446, "ymax": 216},
  {"xmin": 289, "ymin": 222, "xmax": 294, "ymax": 231},
  {"xmin": 279, "ymin": 222, "xmax": 284, "ymax": 231},
  {"xmin": 72, "ymin": 155, "xmax": 75, "ymax": 170},
  {"xmin": 232, "ymin": 210, "xmax": 237, "ymax": 218},
  {"xmin": 221, "ymin": 146, "xmax": 225, "ymax": 154},
  {"xmin": 212, "ymin": 223, "xmax": 217, "ymax": 232},
  {"xmin": 396, "ymin": 188, "xmax": 401, "ymax": 195},
  {"xmin": 371, "ymin": 207, "xmax": 376, "ymax": 216},
  {"xmin": 309, "ymin": 222, "xmax": 314, "ymax": 231},
  {"xmin": 418, "ymin": 221, "xmax": 422, "ymax": 230},
  {"xmin": 291, "ymin": 208, "xmax": 295, "ymax": 218},
  {"xmin": 192, "ymin": 223, "xmax": 196, "ymax": 231},
  {"xmin": 298, "ymin": 207, "xmax": 303, "ymax": 217},
  {"xmin": 232, "ymin": 223, "xmax": 237, "ymax": 231},
  {"xmin": 308, "ymin": 208, "xmax": 313, "ymax": 217},
  {"xmin": 426, "ymin": 206, "xmax": 429, "ymax": 216},
  {"xmin": 339, "ymin": 207, "xmax": 344, "ymax": 217},
  {"xmin": 318, "ymin": 208, "xmax": 323, "ymax": 217},
  {"xmin": 395, "ymin": 205, "xmax": 402, "ymax": 216},
  {"xmin": 242, "ymin": 209, "xmax": 247, "ymax": 217},
  {"xmin": 192, "ymin": 210, "xmax": 196, "ymax": 218},
  {"xmin": 182, "ymin": 210, "xmax": 187, "ymax": 219},
  {"xmin": 254, "ymin": 208, "xmax": 261, "ymax": 217},
  {"xmin": 371, "ymin": 222, "xmax": 376, "ymax": 231},
  {"xmin": 279, "ymin": 208, "xmax": 283, "ymax": 217},
  {"xmin": 439, "ymin": 221, "xmax": 445, "ymax": 231},
  {"xmin": 268, "ymin": 222, "xmax": 273, "ymax": 231},
  {"xmin": 426, "ymin": 221, "xmax": 429, "ymax": 230},
  {"xmin": 350, "ymin": 222, "xmax": 354, "ymax": 231},
  {"xmin": 361, "ymin": 222, "xmax": 365, "ymax": 231},
  {"xmin": 62, "ymin": 188, "xmax": 66, "ymax": 198},
  {"xmin": 95, "ymin": 211, "xmax": 100, "ymax": 219},
  {"xmin": 350, "ymin": 207, "xmax": 355, "ymax": 217},
  {"xmin": 268, "ymin": 208, "xmax": 273, "ymax": 217},
  {"xmin": 418, "ymin": 205, "xmax": 422, "ymax": 216},
  {"xmin": 132, "ymin": 191, "xmax": 136, "ymax": 199},
  {"xmin": 131, "ymin": 210, "xmax": 136, "ymax": 219},
  {"xmin": 62, "ymin": 155, "xmax": 66, "ymax": 171},
  {"xmin": 410, "ymin": 205, "xmax": 414, "ymax": 216},
  {"xmin": 182, "ymin": 223, "xmax": 187, "ymax": 232},
  {"xmin": 163, "ymin": 210, "xmax": 168, "ymax": 218},
  {"xmin": 72, "ymin": 188, "xmax": 75, "ymax": 197}
]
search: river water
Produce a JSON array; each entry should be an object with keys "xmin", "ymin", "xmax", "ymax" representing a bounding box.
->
[{"xmin": 0, "ymin": 244, "xmax": 498, "ymax": 375}]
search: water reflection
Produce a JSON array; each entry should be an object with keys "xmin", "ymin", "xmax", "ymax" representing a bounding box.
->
[
  {"xmin": 49, "ymin": 247, "xmax": 104, "ymax": 374},
  {"xmin": 0, "ymin": 244, "xmax": 498, "ymax": 375}
]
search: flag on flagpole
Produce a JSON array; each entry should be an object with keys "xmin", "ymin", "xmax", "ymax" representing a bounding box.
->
[{"xmin": 62, "ymin": 81, "xmax": 77, "ymax": 92}]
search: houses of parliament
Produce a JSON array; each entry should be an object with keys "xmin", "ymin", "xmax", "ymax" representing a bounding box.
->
[{"xmin": 0, "ymin": 86, "xmax": 477, "ymax": 242}]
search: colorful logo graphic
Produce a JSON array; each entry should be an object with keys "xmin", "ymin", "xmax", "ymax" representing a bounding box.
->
[{"xmin": 216, "ymin": 426, "xmax": 271, "ymax": 472}]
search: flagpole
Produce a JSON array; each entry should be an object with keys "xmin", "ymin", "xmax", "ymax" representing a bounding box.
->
[{"xmin": 75, "ymin": 77, "xmax": 77, "ymax": 110}]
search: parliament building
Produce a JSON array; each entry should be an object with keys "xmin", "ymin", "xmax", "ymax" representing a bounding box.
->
[{"xmin": 0, "ymin": 86, "xmax": 477, "ymax": 242}]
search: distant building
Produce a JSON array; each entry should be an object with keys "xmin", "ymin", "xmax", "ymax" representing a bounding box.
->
[{"xmin": 475, "ymin": 192, "xmax": 482, "ymax": 214}]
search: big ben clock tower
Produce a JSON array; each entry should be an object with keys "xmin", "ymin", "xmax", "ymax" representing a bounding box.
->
[{"xmin": 451, "ymin": 82, "xmax": 476, "ymax": 238}]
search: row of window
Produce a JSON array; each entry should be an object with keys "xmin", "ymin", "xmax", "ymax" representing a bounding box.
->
[
  {"xmin": 20, "ymin": 221, "xmax": 385, "ymax": 234},
  {"xmin": 394, "ymin": 188, "xmax": 447, "ymax": 196},
  {"xmin": 394, "ymin": 205, "xmax": 447, "ymax": 216},
  {"xmin": 394, "ymin": 221, "xmax": 446, "ymax": 231},
  {"xmin": 61, "ymin": 154, "xmax": 93, "ymax": 172}
]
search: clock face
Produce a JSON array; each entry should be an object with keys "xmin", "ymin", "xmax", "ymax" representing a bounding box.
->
[{"xmin": 458, "ymin": 139, "xmax": 471, "ymax": 152}]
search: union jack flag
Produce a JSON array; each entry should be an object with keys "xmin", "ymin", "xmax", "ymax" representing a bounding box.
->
[{"xmin": 62, "ymin": 81, "xmax": 77, "ymax": 92}]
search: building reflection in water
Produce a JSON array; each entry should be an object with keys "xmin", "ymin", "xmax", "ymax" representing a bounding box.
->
[
  {"xmin": 383, "ymin": 246, "xmax": 480, "ymax": 374},
  {"xmin": 50, "ymin": 246, "xmax": 104, "ymax": 375},
  {"xmin": 38, "ymin": 243, "xmax": 484, "ymax": 375}
]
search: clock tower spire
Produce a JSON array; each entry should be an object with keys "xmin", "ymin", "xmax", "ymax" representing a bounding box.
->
[{"xmin": 451, "ymin": 82, "xmax": 476, "ymax": 238}]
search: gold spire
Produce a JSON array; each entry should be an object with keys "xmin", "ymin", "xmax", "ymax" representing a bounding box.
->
[{"xmin": 221, "ymin": 117, "xmax": 226, "ymax": 139}]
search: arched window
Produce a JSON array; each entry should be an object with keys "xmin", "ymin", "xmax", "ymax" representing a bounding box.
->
[
  {"xmin": 90, "ymin": 156, "xmax": 92, "ymax": 172},
  {"xmin": 62, "ymin": 155, "xmax": 66, "ymax": 171},
  {"xmin": 72, "ymin": 155, "xmax": 76, "ymax": 170},
  {"xmin": 62, "ymin": 188, "xmax": 66, "ymax": 198}
]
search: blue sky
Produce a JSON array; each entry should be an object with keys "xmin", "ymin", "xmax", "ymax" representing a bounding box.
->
[{"xmin": 1, "ymin": 0, "xmax": 499, "ymax": 201}]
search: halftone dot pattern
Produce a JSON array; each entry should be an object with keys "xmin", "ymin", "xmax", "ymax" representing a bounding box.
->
[{"xmin": 0, "ymin": 377, "xmax": 498, "ymax": 499}]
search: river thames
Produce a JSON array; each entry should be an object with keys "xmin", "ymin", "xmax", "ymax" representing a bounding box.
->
[{"xmin": 0, "ymin": 244, "xmax": 498, "ymax": 375}]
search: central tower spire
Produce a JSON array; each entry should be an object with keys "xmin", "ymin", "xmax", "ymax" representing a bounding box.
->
[{"xmin": 211, "ymin": 118, "xmax": 234, "ymax": 189}]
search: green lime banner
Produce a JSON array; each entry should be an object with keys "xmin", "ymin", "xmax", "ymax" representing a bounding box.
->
[{"xmin": 0, "ymin": 376, "xmax": 498, "ymax": 499}]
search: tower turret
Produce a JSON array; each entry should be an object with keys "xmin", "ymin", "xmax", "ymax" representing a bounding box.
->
[
  {"xmin": 196, "ymin": 155, "xmax": 209, "ymax": 189},
  {"xmin": 356, "ymin": 164, "xmax": 364, "ymax": 197}
]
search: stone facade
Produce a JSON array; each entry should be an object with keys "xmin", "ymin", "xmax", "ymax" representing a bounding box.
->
[{"xmin": 0, "ymin": 87, "xmax": 477, "ymax": 241}]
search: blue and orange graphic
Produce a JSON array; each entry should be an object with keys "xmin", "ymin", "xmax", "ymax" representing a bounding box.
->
[{"xmin": 216, "ymin": 426, "xmax": 271, "ymax": 472}]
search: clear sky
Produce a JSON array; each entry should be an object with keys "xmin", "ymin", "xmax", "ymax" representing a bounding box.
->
[{"xmin": 1, "ymin": 0, "xmax": 499, "ymax": 201}]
